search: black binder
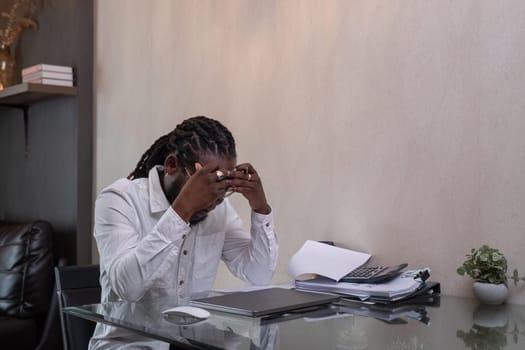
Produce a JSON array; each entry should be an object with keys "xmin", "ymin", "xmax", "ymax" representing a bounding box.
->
[{"xmin": 341, "ymin": 281, "xmax": 441, "ymax": 304}]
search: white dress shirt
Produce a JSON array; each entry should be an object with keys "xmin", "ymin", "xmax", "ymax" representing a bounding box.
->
[{"xmin": 89, "ymin": 165, "xmax": 278, "ymax": 348}]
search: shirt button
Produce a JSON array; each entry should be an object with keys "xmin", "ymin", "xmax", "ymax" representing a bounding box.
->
[
  {"xmin": 182, "ymin": 234, "xmax": 186, "ymax": 240},
  {"xmin": 179, "ymin": 280, "xmax": 184, "ymax": 285},
  {"xmin": 183, "ymin": 250, "xmax": 188, "ymax": 255},
  {"xmin": 265, "ymin": 223, "xmax": 270, "ymax": 227}
]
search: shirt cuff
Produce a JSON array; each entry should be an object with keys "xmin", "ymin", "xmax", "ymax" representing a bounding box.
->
[
  {"xmin": 251, "ymin": 205, "xmax": 272, "ymax": 221},
  {"xmin": 251, "ymin": 207, "xmax": 274, "ymax": 236}
]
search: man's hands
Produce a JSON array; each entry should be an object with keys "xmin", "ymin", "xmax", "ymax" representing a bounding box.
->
[
  {"xmin": 172, "ymin": 162, "xmax": 232, "ymax": 222},
  {"xmin": 172, "ymin": 161, "xmax": 271, "ymax": 223},
  {"xmin": 228, "ymin": 163, "xmax": 271, "ymax": 215}
]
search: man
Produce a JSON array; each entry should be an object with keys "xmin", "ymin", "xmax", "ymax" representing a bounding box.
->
[{"xmin": 89, "ymin": 116, "xmax": 278, "ymax": 348}]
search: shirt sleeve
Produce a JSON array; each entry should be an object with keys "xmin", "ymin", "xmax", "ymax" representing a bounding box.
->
[
  {"xmin": 94, "ymin": 185, "xmax": 190, "ymax": 301},
  {"xmin": 220, "ymin": 201, "xmax": 279, "ymax": 285}
]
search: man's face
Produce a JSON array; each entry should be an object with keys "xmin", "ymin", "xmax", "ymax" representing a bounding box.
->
[{"xmin": 165, "ymin": 153, "xmax": 236, "ymax": 224}]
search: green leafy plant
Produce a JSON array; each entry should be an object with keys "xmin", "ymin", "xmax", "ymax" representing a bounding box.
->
[{"xmin": 457, "ymin": 245, "xmax": 525, "ymax": 285}]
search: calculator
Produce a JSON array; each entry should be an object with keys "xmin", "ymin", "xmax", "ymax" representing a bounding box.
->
[{"xmin": 339, "ymin": 263, "xmax": 408, "ymax": 284}]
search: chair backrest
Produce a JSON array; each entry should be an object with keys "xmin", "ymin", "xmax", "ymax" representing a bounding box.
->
[
  {"xmin": 0, "ymin": 221, "xmax": 54, "ymax": 319},
  {"xmin": 0, "ymin": 221, "xmax": 57, "ymax": 350},
  {"xmin": 55, "ymin": 265, "xmax": 101, "ymax": 350}
]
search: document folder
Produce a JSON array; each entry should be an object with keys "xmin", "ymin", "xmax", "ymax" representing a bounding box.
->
[
  {"xmin": 190, "ymin": 287, "xmax": 339, "ymax": 317},
  {"xmin": 295, "ymin": 273, "xmax": 422, "ymax": 300}
]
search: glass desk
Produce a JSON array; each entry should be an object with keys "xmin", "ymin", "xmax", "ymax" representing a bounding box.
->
[{"xmin": 65, "ymin": 294, "xmax": 525, "ymax": 349}]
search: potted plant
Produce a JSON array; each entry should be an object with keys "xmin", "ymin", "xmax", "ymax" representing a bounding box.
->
[{"xmin": 457, "ymin": 245, "xmax": 525, "ymax": 304}]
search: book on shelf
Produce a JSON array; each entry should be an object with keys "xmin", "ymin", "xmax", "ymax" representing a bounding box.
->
[
  {"xmin": 26, "ymin": 78, "xmax": 74, "ymax": 87},
  {"xmin": 23, "ymin": 70, "xmax": 73, "ymax": 82},
  {"xmin": 22, "ymin": 63, "xmax": 73, "ymax": 76}
]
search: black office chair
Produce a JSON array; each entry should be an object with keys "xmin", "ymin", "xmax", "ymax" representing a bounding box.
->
[{"xmin": 55, "ymin": 265, "xmax": 101, "ymax": 350}]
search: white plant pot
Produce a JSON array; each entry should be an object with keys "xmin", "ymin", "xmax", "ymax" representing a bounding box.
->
[{"xmin": 473, "ymin": 282, "xmax": 509, "ymax": 305}]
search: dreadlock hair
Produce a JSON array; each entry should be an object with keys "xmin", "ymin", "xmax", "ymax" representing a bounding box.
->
[{"xmin": 128, "ymin": 116, "xmax": 237, "ymax": 180}]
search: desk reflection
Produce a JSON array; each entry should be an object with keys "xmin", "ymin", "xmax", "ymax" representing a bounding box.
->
[
  {"xmin": 456, "ymin": 303, "xmax": 525, "ymax": 350},
  {"xmin": 90, "ymin": 325, "xmax": 279, "ymax": 350},
  {"xmin": 67, "ymin": 295, "xmax": 525, "ymax": 349},
  {"xmin": 88, "ymin": 299, "xmax": 281, "ymax": 350}
]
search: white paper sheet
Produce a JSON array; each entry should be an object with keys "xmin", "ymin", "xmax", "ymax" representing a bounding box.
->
[{"xmin": 288, "ymin": 240, "xmax": 371, "ymax": 281}]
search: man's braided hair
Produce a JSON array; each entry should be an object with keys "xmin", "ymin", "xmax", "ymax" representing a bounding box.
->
[{"xmin": 128, "ymin": 116, "xmax": 236, "ymax": 180}]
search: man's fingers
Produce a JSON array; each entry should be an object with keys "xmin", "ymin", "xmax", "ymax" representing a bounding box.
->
[{"xmin": 235, "ymin": 163, "xmax": 256, "ymax": 175}]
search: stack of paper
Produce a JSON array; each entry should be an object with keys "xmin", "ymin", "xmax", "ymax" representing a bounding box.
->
[
  {"xmin": 22, "ymin": 64, "xmax": 74, "ymax": 87},
  {"xmin": 288, "ymin": 240, "xmax": 429, "ymax": 302},
  {"xmin": 295, "ymin": 274, "xmax": 422, "ymax": 301}
]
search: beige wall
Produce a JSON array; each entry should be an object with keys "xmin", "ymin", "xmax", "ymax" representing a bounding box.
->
[{"xmin": 94, "ymin": 0, "xmax": 525, "ymax": 304}]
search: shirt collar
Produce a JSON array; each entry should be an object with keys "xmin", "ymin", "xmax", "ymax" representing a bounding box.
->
[{"xmin": 148, "ymin": 165, "xmax": 171, "ymax": 213}]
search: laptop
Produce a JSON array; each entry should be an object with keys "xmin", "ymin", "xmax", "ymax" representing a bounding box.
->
[{"xmin": 190, "ymin": 287, "xmax": 339, "ymax": 317}]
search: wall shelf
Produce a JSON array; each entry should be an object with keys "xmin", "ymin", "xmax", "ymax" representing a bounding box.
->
[
  {"xmin": 0, "ymin": 83, "xmax": 78, "ymax": 157},
  {"xmin": 0, "ymin": 82, "xmax": 77, "ymax": 106}
]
